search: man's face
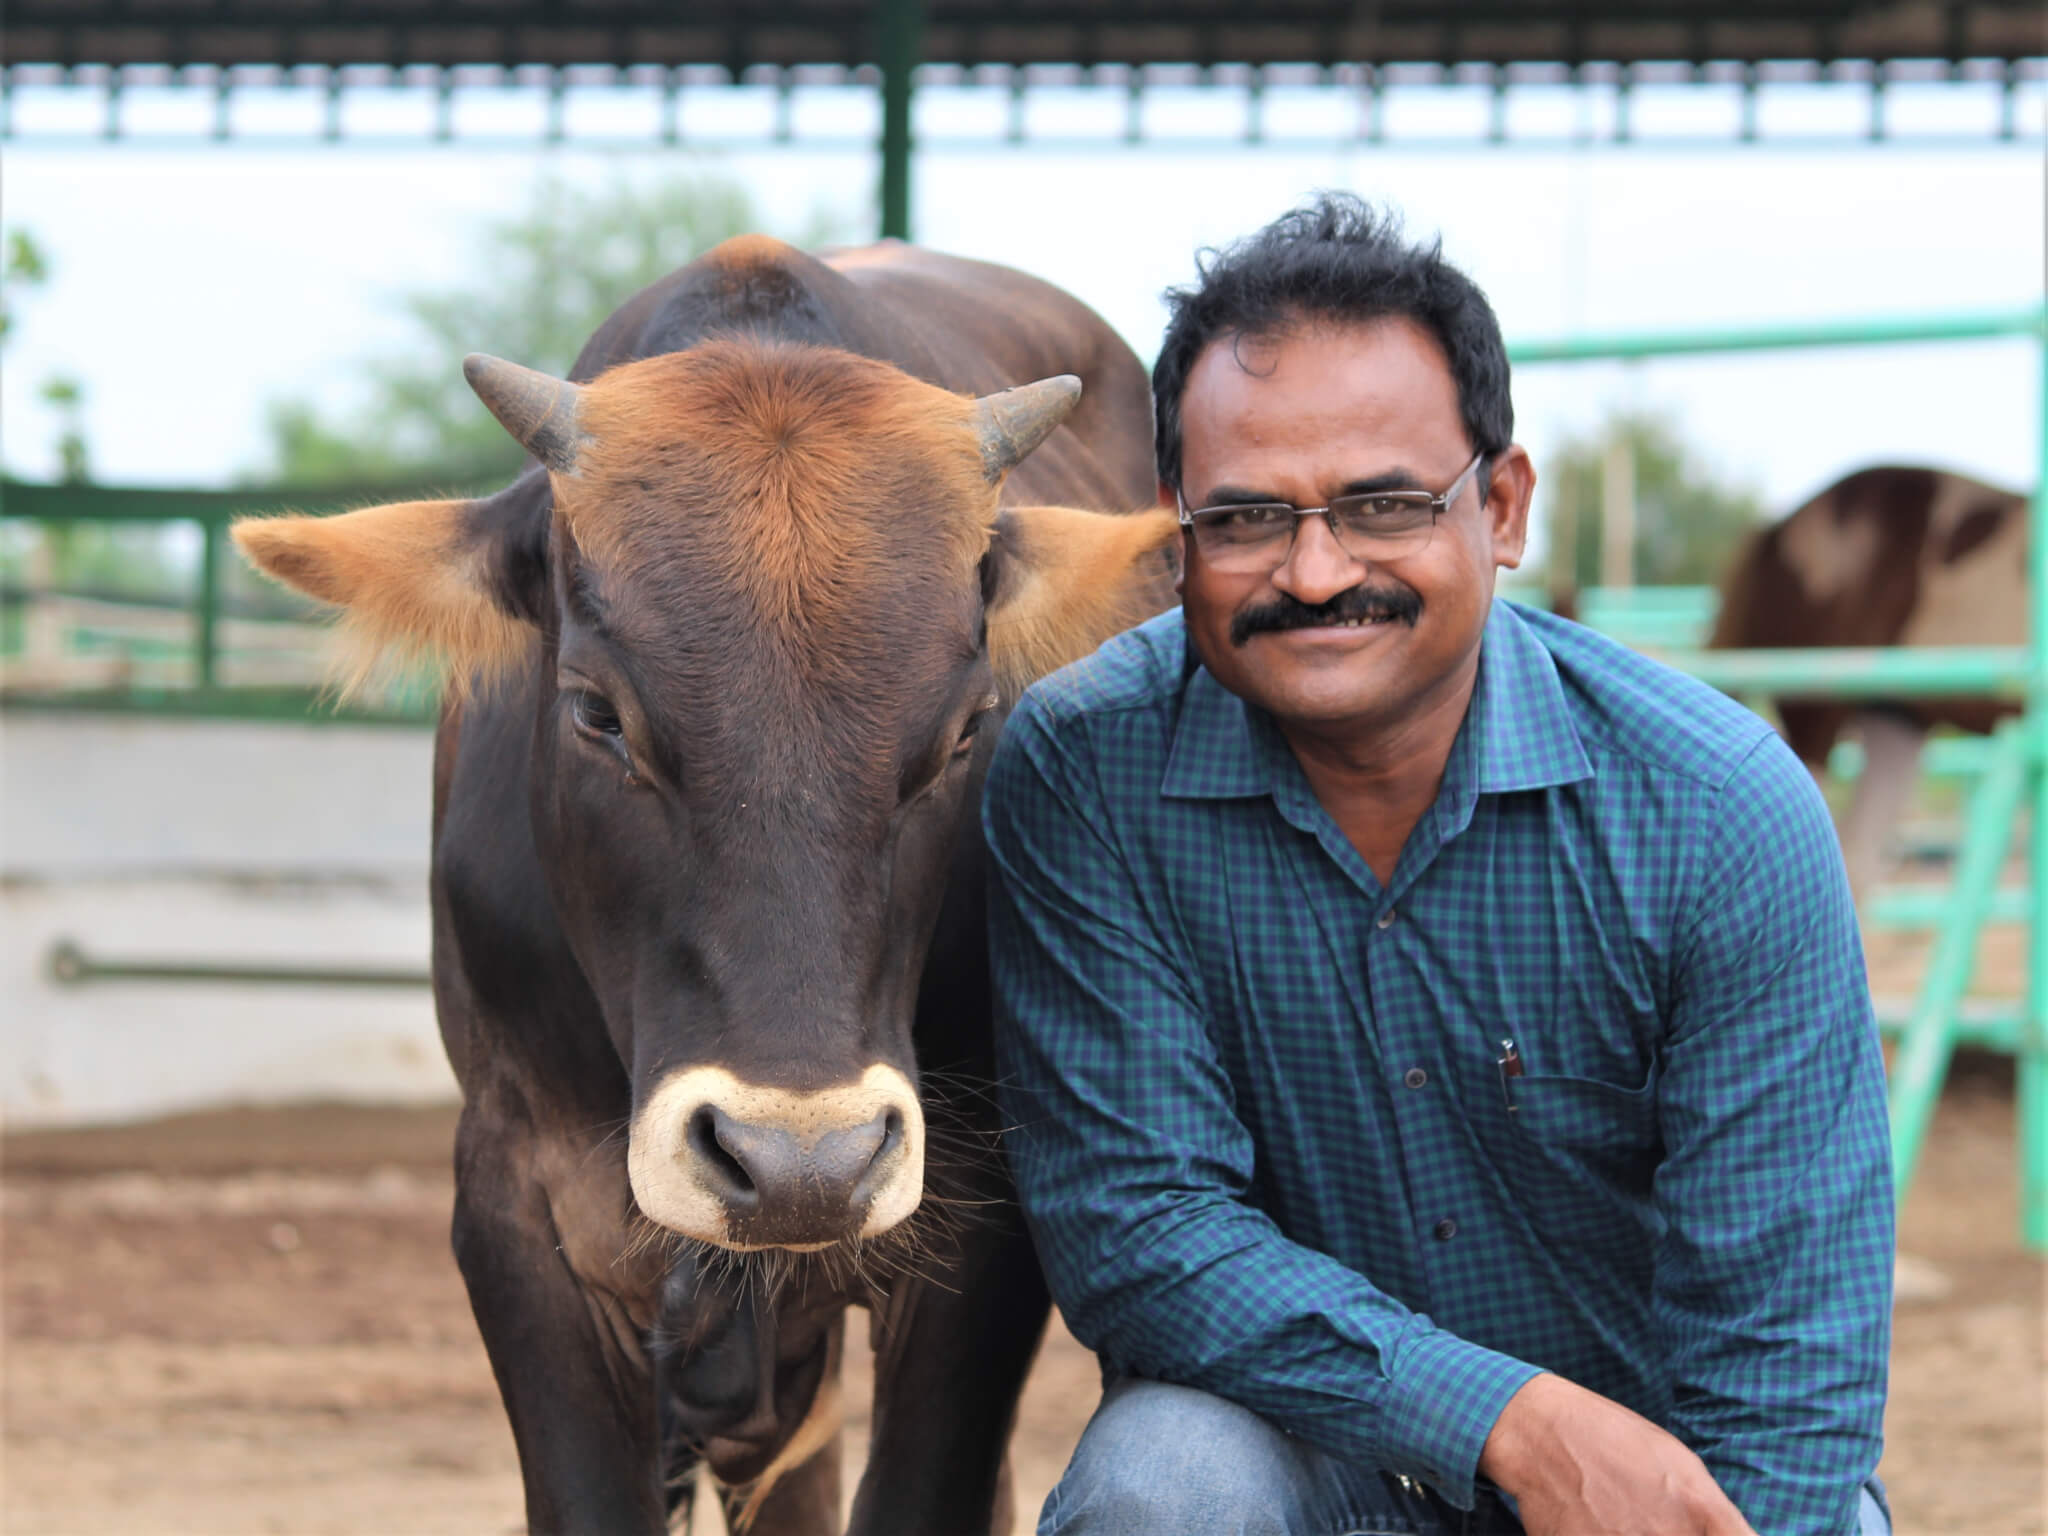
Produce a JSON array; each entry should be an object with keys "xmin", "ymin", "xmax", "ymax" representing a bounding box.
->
[{"xmin": 1173, "ymin": 316, "xmax": 1531, "ymax": 736}]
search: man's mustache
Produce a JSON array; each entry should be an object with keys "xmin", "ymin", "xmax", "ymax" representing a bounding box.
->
[{"xmin": 1230, "ymin": 584, "xmax": 1423, "ymax": 647}]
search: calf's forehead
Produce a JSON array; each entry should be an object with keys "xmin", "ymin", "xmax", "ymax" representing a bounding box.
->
[{"xmin": 563, "ymin": 340, "xmax": 998, "ymax": 610}]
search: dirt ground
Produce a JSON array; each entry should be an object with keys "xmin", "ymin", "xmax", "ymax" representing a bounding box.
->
[{"xmin": 4, "ymin": 926, "xmax": 2043, "ymax": 1535}]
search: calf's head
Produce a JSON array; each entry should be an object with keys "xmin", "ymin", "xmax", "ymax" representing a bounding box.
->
[{"xmin": 236, "ymin": 339, "xmax": 1173, "ymax": 1251}]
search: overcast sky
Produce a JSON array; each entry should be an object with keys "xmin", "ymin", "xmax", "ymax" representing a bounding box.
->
[{"xmin": 2, "ymin": 73, "xmax": 2041, "ymax": 544}]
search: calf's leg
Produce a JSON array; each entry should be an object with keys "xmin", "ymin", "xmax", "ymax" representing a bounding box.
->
[
  {"xmin": 452, "ymin": 1106, "xmax": 665, "ymax": 1536},
  {"xmin": 1842, "ymin": 709, "xmax": 1927, "ymax": 905},
  {"xmin": 849, "ymin": 1207, "xmax": 1051, "ymax": 1536}
]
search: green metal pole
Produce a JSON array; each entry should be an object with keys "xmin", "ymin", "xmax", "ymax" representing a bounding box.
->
[
  {"xmin": 46, "ymin": 939, "xmax": 428, "ymax": 990},
  {"xmin": 876, "ymin": 0, "xmax": 924, "ymax": 241},
  {"xmin": 2023, "ymin": 323, "xmax": 2048, "ymax": 1250},
  {"xmin": 1886, "ymin": 719, "xmax": 2029, "ymax": 1207},
  {"xmin": 1508, "ymin": 307, "xmax": 2044, "ymax": 365},
  {"xmin": 196, "ymin": 515, "xmax": 221, "ymax": 689}
]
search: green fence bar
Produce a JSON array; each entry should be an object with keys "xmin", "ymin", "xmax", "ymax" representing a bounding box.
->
[
  {"xmin": 195, "ymin": 515, "xmax": 221, "ymax": 688},
  {"xmin": 1661, "ymin": 646, "xmax": 2028, "ymax": 700},
  {"xmin": 46, "ymin": 939, "xmax": 429, "ymax": 990},
  {"xmin": 2026, "ymin": 319, "xmax": 2048, "ymax": 1250},
  {"xmin": 1867, "ymin": 885, "xmax": 2029, "ymax": 930},
  {"xmin": 1886, "ymin": 721, "xmax": 2030, "ymax": 1209},
  {"xmin": 1875, "ymin": 999, "xmax": 2025, "ymax": 1055},
  {"xmin": 1828, "ymin": 735, "xmax": 2005, "ymax": 782},
  {"xmin": 1509, "ymin": 307, "xmax": 2045, "ymax": 365}
]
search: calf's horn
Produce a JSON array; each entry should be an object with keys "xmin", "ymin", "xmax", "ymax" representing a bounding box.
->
[
  {"xmin": 464, "ymin": 354, "xmax": 588, "ymax": 475},
  {"xmin": 971, "ymin": 375, "xmax": 1082, "ymax": 482}
]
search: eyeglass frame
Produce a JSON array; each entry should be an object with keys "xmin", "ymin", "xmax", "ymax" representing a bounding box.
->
[{"xmin": 1174, "ymin": 450, "xmax": 1490, "ymax": 566}]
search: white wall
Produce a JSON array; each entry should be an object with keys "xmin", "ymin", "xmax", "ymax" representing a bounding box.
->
[{"xmin": 1, "ymin": 714, "xmax": 455, "ymax": 1127}]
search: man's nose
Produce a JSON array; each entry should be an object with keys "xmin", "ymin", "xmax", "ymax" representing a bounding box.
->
[{"xmin": 1270, "ymin": 514, "xmax": 1366, "ymax": 606}]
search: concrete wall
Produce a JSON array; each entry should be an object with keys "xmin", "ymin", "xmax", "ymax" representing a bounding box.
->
[{"xmin": 2, "ymin": 714, "xmax": 455, "ymax": 1127}]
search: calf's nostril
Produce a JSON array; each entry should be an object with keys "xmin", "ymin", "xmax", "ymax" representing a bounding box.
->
[{"xmin": 687, "ymin": 1106, "xmax": 755, "ymax": 1197}]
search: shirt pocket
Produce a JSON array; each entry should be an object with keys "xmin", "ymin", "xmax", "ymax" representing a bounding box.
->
[{"xmin": 1509, "ymin": 1067, "xmax": 1659, "ymax": 1154}]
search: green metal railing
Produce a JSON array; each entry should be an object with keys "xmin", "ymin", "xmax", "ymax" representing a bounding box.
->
[
  {"xmin": 0, "ymin": 478, "xmax": 450, "ymax": 724},
  {"xmin": 1512, "ymin": 303, "xmax": 2048, "ymax": 1249}
]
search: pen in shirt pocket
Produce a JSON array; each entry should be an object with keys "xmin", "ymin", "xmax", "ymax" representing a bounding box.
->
[{"xmin": 1496, "ymin": 1038, "xmax": 1523, "ymax": 1113}]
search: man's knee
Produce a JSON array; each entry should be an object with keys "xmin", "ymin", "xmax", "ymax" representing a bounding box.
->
[{"xmin": 1040, "ymin": 1379, "xmax": 1321, "ymax": 1536}]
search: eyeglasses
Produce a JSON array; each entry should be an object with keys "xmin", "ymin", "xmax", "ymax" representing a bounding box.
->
[{"xmin": 1176, "ymin": 452, "xmax": 1487, "ymax": 572}]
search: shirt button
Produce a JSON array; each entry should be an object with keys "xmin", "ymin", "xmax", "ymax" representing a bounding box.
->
[
  {"xmin": 1376, "ymin": 907, "xmax": 1398, "ymax": 930},
  {"xmin": 1433, "ymin": 1217, "xmax": 1459, "ymax": 1241},
  {"xmin": 1403, "ymin": 1067, "xmax": 1428, "ymax": 1089}
]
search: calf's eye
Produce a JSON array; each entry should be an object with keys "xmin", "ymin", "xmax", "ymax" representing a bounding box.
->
[
  {"xmin": 953, "ymin": 693, "xmax": 1000, "ymax": 757},
  {"xmin": 573, "ymin": 690, "xmax": 624, "ymax": 739}
]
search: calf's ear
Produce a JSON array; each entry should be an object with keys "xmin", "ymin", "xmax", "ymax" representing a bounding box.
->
[
  {"xmin": 232, "ymin": 483, "xmax": 546, "ymax": 697},
  {"xmin": 984, "ymin": 504, "xmax": 1180, "ymax": 697}
]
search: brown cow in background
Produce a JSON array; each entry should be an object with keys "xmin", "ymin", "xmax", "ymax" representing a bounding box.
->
[{"xmin": 1711, "ymin": 465, "xmax": 2030, "ymax": 898}]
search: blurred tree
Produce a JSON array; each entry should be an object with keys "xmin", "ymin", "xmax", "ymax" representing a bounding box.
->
[
  {"xmin": 1541, "ymin": 412, "xmax": 1765, "ymax": 592},
  {"xmin": 2, "ymin": 229, "xmax": 97, "ymax": 485},
  {"xmin": 39, "ymin": 375, "xmax": 91, "ymax": 484},
  {"xmin": 255, "ymin": 174, "xmax": 846, "ymax": 489},
  {"xmin": 1, "ymin": 228, "xmax": 51, "ymax": 344}
]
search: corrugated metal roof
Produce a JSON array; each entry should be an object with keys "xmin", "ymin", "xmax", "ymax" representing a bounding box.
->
[{"xmin": 7, "ymin": 1, "xmax": 2044, "ymax": 71}]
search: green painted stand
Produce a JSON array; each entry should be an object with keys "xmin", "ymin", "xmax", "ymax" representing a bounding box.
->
[{"xmin": 1513, "ymin": 306, "xmax": 2048, "ymax": 1251}]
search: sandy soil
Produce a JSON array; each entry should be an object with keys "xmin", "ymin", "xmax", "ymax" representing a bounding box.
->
[{"xmin": 4, "ymin": 956, "xmax": 2042, "ymax": 1534}]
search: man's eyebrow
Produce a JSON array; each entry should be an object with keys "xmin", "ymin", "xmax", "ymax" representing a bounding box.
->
[
  {"xmin": 1335, "ymin": 468, "xmax": 1426, "ymax": 497},
  {"xmin": 1197, "ymin": 484, "xmax": 1292, "ymax": 507}
]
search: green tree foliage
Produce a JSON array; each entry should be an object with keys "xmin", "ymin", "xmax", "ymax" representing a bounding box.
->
[
  {"xmin": 0, "ymin": 229, "xmax": 51, "ymax": 344},
  {"xmin": 38, "ymin": 375, "xmax": 90, "ymax": 485},
  {"xmin": 1541, "ymin": 412, "xmax": 1765, "ymax": 592},
  {"xmin": 2, "ymin": 229, "xmax": 95, "ymax": 485},
  {"xmin": 257, "ymin": 174, "xmax": 844, "ymax": 490}
]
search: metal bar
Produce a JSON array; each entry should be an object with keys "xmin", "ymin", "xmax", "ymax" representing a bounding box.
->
[
  {"xmin": 876, "ymin": 0, "xmax": 923, "ymax": 241},
  {"xmin": 0, "ymin": 478, "xmax": 491, "ymax": 521},
  {"xmin": 1874, "ymin": 999, "xmax": 2024, "ymax": 1056},
  {"xmin": 1886, "ymin": 720, "xmax": 2029, "ymax": 1213},
  {"xmin": 1659, "ymin": 646, "xmax": 2029, "ymax": 699},
  {"xmin": 1509, "ymin": 307, "xmax": 2046, "ymax": 364},
  {"xmin": 0, "ymin": 688, "xmax": 433, "ymax": 727},
  {"xmin": 195, "ymin": 514, "xmax": 220, "ymax": 689},
  {"xmin": 1866, "ymin": 885, "xmax": 2028, "ymax": 929},
  {"xmin": 1828, "ymin": 735, "xmax": 2003, "ymax": 781},
  {"xmin": 47, "ymin": 939, "xmax": 429, "ymax": 990},
  {"xmin": 2024, "ymin": 306, "xmax": 2048, "ymax": 1249}
]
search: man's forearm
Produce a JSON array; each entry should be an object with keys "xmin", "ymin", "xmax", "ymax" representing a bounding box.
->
[{"xmin": 1479, "ymin": 1374, "xmax": 1756, "ymax": 1536}]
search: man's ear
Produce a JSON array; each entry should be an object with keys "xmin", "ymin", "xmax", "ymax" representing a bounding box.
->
[
  {"xmin": 1486, "ymin": 445, "xmax": 1535, "ymax": 571},
  {"xmin": 1157, "ymin": 480, "xmax": 1187, "ymax": 596},
  {"xmin": 984, "ymin": 504, "xmax": 1180, "ymax": 697},
  {"xmin": 232, "ymin": 475, "xmax": 550, "ymax": 697}
]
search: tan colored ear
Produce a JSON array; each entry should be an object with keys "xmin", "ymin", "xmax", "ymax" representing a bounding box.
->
[
  {"xmin": 232, "ymin": 499, "xmax": 533, "ymax": 697},
  {"xmin": 986, "ymin": 505, "xmax": 1180, "ymax": 696}
]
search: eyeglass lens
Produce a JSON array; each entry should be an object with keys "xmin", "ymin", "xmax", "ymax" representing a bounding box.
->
[{"xmin": 1190, "ymin": 495, "xmax": 1440, "ymax": 569}]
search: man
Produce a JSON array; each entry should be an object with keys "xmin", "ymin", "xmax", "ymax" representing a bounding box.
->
[{"xmin": 983, "ymin": 195, "xmax": 1893, "ymax": 1536}]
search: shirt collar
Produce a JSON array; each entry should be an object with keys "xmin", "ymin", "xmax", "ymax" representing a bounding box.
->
[{"xmin": 1159, "ymin": 599, "xmax": 1594, "ymax": 814}]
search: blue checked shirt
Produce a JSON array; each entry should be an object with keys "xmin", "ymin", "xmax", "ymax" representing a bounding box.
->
[{"xmin": 984, "ymin": 599, "xmax": 1892, "ymax": 1536}]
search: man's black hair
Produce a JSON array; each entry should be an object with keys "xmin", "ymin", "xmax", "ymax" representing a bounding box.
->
[{"xmin": 1152, "ymin": 193, "xmax": 1513, "ymax": 493}]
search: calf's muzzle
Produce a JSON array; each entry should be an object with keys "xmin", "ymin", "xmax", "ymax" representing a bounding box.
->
[{"xmin": 628, "ymin": 1064, "xmax": 926, "ymax": 1250}]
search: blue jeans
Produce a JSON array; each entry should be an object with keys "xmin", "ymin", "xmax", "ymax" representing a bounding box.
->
[{"xmin": 1039, "ymin": 1379, "xmax": 1894, "ymax": 1536}]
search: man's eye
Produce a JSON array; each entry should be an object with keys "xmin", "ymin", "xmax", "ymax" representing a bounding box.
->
[
  {"xmin": 1220, "ymin": 505, "xmax": 1288, "ymax": 529},
  {"xmin": 573, "ymin": 691, "xmax": 623, "ymax": 738}
]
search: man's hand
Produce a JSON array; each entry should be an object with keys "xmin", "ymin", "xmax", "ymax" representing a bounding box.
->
[{"xmin": 1478, "ymin": 1374, "xmax": 1758, "ymax": 1536}]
